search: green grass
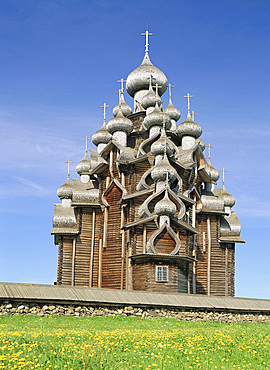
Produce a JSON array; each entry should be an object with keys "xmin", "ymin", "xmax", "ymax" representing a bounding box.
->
[{"xmin": 0, "ymin": 315, "xmax": 269, "ymax": 369}]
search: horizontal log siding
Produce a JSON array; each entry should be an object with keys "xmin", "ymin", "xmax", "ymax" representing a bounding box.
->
[
  {"xmin": 196, "ymin": 214, "xmax": 230, "ymax": 296},
  {"xmin": 154, "ymin": 230, "xmax": 176, "ymax": 254},
  {"xmin": 210, "ymin": 216, "xmax": 225, "ymax": 296},
  {"xmin": 61, "ymin": 237, "xmax": 73, "ymax": 286},
  {"xmin": 57, "ymin": 239, "xmax": 63, "ymax": 285},
  {"xmin": 92, "ymin": 210, "xmax": 103, "ymax": 287},
  {"xmin": 74, "ymin": 208, "xmax": 92, "ymax": 286},
  {"xmin": 132, "ymin": 263, "xmax": 179, "ymax": 293},
  {"xmin": 102, "ymin": 184, "xmax": 126, "ymax": 289},
  {"xmin": 228, "ymin": 246, "xmax": 235, "ymax": 296}
]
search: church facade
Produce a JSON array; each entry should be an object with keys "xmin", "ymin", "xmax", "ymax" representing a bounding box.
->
[{"xmin": 51, "ymin": 32, "xmax": 244, "ymax": 296}]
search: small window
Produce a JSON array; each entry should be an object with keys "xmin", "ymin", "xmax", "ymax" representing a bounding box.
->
[{"xmin": 156, "ymin": 266, "xmax": 168, "ymax": 282}]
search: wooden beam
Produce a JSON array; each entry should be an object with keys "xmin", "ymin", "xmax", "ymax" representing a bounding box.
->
[
  {"xmin": 72, "ymin": 238, "xmax": 76, "ymax": 286},
  {"xmin": 103, "ymin": 208, "xmax": 108, "ymax": 249},
  {"xmin": 142, "ymin": 225, "xmax": 147, "ymax": 254},
  {"xmin": 225, "ymin": 246, "xmax": 228, "ymax": 296},
  {"xmin": 121, "ymin": 206, "xmax": 125, "ymax": 289},
  {"xmin": 98, "ymin": 239, "xmax": 102, "ymax": 288}
]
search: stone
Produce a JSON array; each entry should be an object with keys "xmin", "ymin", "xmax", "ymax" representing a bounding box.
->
[{"xmin": 6, "ymin": 304, "xmax": 12, "ymax": 309}]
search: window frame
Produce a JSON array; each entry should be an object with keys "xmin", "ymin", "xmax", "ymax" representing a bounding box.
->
[{"xmin": 155, "ymin": 265, "xmax": 169, "ymax": 282}]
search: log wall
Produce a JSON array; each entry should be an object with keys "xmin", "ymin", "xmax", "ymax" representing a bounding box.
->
[
  {"xmin": 101, "ymin": 184, "xmax": 126, "ymax": 289},
  {"xmin": 61, "ymin": 237, "xmax": 73, "ymax": 286}
]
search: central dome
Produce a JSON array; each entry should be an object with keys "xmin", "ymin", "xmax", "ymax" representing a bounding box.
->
[{"xmin": 126, "ymin": 53, "xmax": 167, "ymax": 98}]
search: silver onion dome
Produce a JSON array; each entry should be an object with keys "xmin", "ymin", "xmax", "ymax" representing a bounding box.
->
[
  {"xmin": 220, "ymin": 186, "xmax": 235, "ymax": 208},
  {"xmin": 164, "ymin": 97, "xmax": 181, "ymax": 122},
  {"xmin": 112, "ymin": 93, "xmax": 132, "ymax": 117},
  {"xmin": 151, "ymin": 153, "xmax": 177, "ymax": 183},
  {"xmin": 143, "ymin": 103, "xmax": 171, "ymax": 130},
  {"xmin": 197, "ymin": 138, "xmax": 206, "ymax": 151},
  {"xmin": 154, "ymin": 190, "xmax": 176, "ymax": 217},
  {"xmin": 151, "ymin": 129, "xmax": 175, "ymax": 157},
  {"xmin": 92, "ymin": 122, "xmax": 112, "ymax": 146},
  {"xmin": 76, "ymin": 152, "xmax": 91, "ymax": 175},
  {"xmin": 205, "ymin": 160, "xmax": 220, "ymax": 182},
  {"xmin": 141, "ymin": 82, "xmax": 161, "ymax": 109},
  {"xmin": 107, "ymin": 109, "xmax": 133, "ymax": 135},
  {"xmin": 176, "ymin": 115, "xmax": 202, "ymax": 139},
  {"xmin": 57, "ymin": 177, "xmax": 73, "ymax": 200},
  {"xmin": 126, "ymin": 53, "xmax": 167, "ymax": 98}
]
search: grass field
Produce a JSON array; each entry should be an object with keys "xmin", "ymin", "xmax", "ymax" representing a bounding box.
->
[{"xmin": 0, "ymin": 315, "xmax": 269, "ymax": 369}]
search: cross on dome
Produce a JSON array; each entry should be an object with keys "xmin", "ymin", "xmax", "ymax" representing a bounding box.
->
[
  {"xmin": 118, "ymin": 78, "xmax": 126, "ymax": 93},
  {"xmin": 184, "ymin": 93, "xmax": 193, "ymax": 115},
  {"xmin": 220, "ymin": 167, "xmax": 228, "ymax": 187},
  {"xmin": 155, "ymin": 83, "xmax": 162, "ymax": 97},
  {"xmin": 191, "ymin": 110, "xmax": 197, "ymax": 121},
  {"xmin": 116, "ymin": 89, "xmax": 121, "ymax": 100},
  {"xmin": 147, "ymin": 74, "xmax": 156, "ymax": 86},
  {"xmin": 100, "ymin": 103, "xmax": 109, "ymax": 123},
  {"xmin": 141, "ymin": 27, "xmax": 153, "ymax": 54},
  {"xmin": 83, "ymin": 136, "xmax": 90, "ymax": 153},
  {"xmin": 207, "ymin": 144, "xmax": 213, "ymax": 162},
  {"xmin": 168, "ymin": 84, "xmax": 174, "ymax": 98},
  {"xmin": 64, "ymin": 159, "xmax": 74, "ymax": 178}
]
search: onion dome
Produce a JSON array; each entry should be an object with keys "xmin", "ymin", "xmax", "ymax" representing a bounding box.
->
[
  {"xmin": 143, "ymin": 103, "xmax": 171, "ymax": 130},
  {"xmin": 176, "ymin": 114, "xmax": 202, "ymax": 139},
  {"xmin": 151, "ymin": 153, "xmax": 177, "ymax": 183},
  {"xmin": 155, "ymin": 190, "xmax": 176, "ymax": 217},
  {"xmin": 141, "ymin": 82, "xmax": 161, "ymax": 109},
  {"xmin": 107, "ymin": 109, "xmax": 133, "ymax": 135},
  {"xmin": 220, "ymin": 186, "xmax": 235, "ymax": 207},
  {"xmin": 126, "ymin": 53, "xmax": 167, "ymax": 98},
  {"xmin": 112, "ymin": 93, "xmax": 132, "ymax": 117},
  {"xmin": 164, "ymin": 97, "xmax": 181, "ymax": 122},
  {"xmin": 197, "ymin": 138, "xmax": 206, "ymax": 151},
  {"xmin": 76, "ymin": 152, "xmax": 91, "ymax": 175},
  {"xmin": 92, "ymin": 122, "xmax": 112, "ymax": 146},
  {"xmin": 57, "ymin": 177, "xmax": 73, "ymax": 200},
  {"xmin": 151, "ymin": 129, "xmax": 174, "ymax": 157},
  {"xmin": 205, "ymin": 160, "xmax": 220, "ymax": 182}
]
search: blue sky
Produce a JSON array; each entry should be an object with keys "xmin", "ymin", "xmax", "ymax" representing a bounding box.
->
[{"xmin": 0, "ymin": 0, "xmax": 269, "ymax": 299}]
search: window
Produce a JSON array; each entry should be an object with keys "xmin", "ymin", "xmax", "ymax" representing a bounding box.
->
[{"xmin": 156, "ymin": 266, "xmax": 168, "ymax": 282}]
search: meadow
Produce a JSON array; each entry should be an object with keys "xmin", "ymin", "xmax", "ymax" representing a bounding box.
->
[{"xmin": 0, "ymin": 315, "xmax": 269, "ymax": 369}]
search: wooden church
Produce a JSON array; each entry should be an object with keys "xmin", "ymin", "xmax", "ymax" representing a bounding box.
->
[{"xmin": 51, "ymin": 31, "xmax": 244, "ymax": 296}]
